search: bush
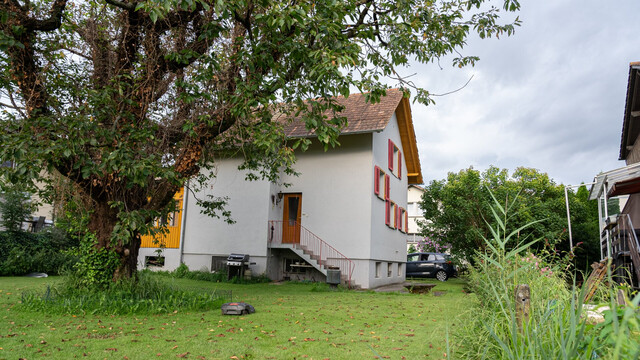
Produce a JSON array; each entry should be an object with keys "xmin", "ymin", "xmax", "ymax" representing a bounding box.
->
[
  {"xmin": 0, "ymin": 227, "xmax": 78, "ymax": 276},
  {"xmin": 151, "ymin": 263, "xmax": 270, "ymax": 284}
]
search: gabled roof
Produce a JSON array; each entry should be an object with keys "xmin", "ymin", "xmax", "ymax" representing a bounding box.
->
[
  {"xmin": 281, "ymin": 89, "xmax": 423, "ymax": 184},
  {"xmin": 619, "ymin": 61, "xmax": 640, "ymax": 160},
  {"xmin": 281, "ymin": 90, "xmax": 405, "ymax": 137}
]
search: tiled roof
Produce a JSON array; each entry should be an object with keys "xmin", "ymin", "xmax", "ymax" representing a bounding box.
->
[{"xmin": 280, "ymin": 89, "xmax": 406, "ymax": 137}]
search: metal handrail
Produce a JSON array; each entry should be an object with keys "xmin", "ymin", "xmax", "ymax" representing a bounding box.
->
[
  {"xmin": 268, "ymin": 220, "xmax": 354, "ymax": 288},
  {"xmin": 621, "ymin": 214, "xmax": 640, "ymax": 285}
]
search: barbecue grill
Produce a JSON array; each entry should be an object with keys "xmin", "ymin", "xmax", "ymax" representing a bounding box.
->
[{"xmin": 226, "ymin": 253, "xmax": 252, "ymax": 280}]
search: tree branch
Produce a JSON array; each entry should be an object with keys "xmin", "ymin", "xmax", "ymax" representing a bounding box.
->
[
  {"xmin": 346, "ymin": 0, "xmax": 373, "ymax": 38},
  {"xmin": 24, "ymin": 0, "xmax": 68, "ymax": 31},
  {"xmin": 104, "ymin": 0, "xmax": 135, "ymax": 12}
]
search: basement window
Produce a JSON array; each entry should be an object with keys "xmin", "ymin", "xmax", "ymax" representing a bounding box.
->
[{"xmin": 145, "ymin": 256, "xmax": 165, "ymax": 267}]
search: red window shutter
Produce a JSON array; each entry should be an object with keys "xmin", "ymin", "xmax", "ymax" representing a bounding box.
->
[
  {"xmin": 388, "ymin": 139, "xmax": 394, "ymax": 171},
  {"xmin": 385, "ymin": 174, "xmax": 390, "ymax": 200},
  {"xmin": 385, "ymin": 200, "xmax": 390, "ymax": 226},
  {"xmin": 405, "ymin": 211, "xmax": 409, "ymax": 233},
  {"xmin": 393, "ymin": 204, "xmax": 398, "ymax": 229},
  {"xmin": 398, "ymin": 150, "xmax": 402, "ymax": 179},
  {"xmin": 374, "ymin": 166, "xmax": 380, "ymax": 195}
]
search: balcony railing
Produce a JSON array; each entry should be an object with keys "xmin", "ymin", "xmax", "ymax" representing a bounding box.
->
[
  {"xmin": 616, "ymin": 214, "xmax": 640, "ymax": 285},
  {"xmin": 268, "ymin": 220, "xmax": 354, "ymax": 287}
]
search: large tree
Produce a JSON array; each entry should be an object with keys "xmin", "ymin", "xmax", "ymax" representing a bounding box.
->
[
  {"xmin": 0, "ymin": 0, "xmax": 520, "ymax": 282},
  {"xmin": 420, "ymin": 166, "xmax": 600, "ymax": 266}
]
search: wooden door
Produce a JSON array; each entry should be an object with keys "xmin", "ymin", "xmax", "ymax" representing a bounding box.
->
[{"xmin": 282, "ymin": 193, "xmax": 302, "ymax": 244}]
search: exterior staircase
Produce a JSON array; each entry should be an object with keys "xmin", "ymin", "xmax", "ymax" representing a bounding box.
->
[{"xmin": 268, "ymin": 220, "xmax": 355, "ymax": 288}]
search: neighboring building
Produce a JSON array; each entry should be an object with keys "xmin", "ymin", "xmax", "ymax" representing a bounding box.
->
[
  {"xmin": 137, "ymin": 89, "xmax": 423, "ymax": 289},
  {"xmin": 589, "ymin": 62, "xmax": 640, "ymax": 287},
  {"xmin": 0, "ymin": 161, "xmax": 54, "ymax": 231},
  {"xmin": 406, "ymin": 185, "xmax": 425, "ymax": 250}
]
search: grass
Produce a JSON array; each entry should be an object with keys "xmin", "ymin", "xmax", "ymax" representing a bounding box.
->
[{"xmin": 0, "ymin": 276, "xmax": 468, "ymax": 359}]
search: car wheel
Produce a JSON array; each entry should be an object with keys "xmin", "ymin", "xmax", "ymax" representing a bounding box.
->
[{"xmin": 436, "ymin": 270, "xmax": 448, "ymax": 282}]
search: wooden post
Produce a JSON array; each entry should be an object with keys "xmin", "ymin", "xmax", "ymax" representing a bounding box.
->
[
  {"xmin": 617, "ymin": 289, "xmax": 627, "ymax": 306},
  {"xmin": 515, "ymin": 284, "xmax": 530, "ymax": 333}
]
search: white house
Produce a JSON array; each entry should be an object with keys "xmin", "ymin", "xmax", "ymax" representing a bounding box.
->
[
  {"xmin": 406, "ymin": 185, "xmax": 426, "ymax": 250},
  {"xmin": 138, "ymin": 89, "xmax": 423, "ymax": 289}
]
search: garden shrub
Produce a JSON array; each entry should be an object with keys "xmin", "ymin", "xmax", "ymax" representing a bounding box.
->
[{"xmin": 0, "ymin": 227, "xmax": 78, "ymax": 276}]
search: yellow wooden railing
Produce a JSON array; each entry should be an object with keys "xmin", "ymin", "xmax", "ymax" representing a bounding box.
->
[{"xmin": 140, "ymin": 187, "xmax": 184, "ymax": 249}]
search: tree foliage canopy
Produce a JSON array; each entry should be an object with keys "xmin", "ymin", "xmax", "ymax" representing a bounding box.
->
[
  {"xmin": 0, "ymin": 0, "xmax": 520, "ymax": 281},
  {"xmin": 420, "ymin": 166, "xmax": 600, "ymax": 268}
]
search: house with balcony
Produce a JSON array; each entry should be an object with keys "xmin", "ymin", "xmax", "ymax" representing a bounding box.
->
[
  {"xmin": 589, "ymin": 62, "xmax": 640, "ymax": 288},
  {"xmin": 406, "ymin": 185, "xmax": 426, "ymax": 250},
  {"xmin": 137, "ymin": 89, "xmax": 423, "ymax": 289}
]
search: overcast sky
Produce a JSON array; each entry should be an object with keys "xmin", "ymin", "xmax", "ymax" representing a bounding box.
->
[{"xmin": 406, "ymin": 0, "xmax": 640, "ymax": 187}]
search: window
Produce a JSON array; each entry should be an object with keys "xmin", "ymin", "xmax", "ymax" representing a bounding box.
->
[
  {"xmin": 387, "ymin": 262, "xmax": 393, "ymax": 277},
  {"xmin": 397, "ymin": 207, "xmax": 406, "ymax": 232},
  {"xmin": 407, "ymin": 254, "xmax": 419, "ymax": 262},
  {"xmin": 397, "ymin": 263, "xmax": 403, "ymax": 277},
  {"xmin": 386, "ymin": 200, "xmax": 396, "ymax": 228},
  {"xmin": 375, "ymin": 262, "xmax": 381, "ymax": 278},
  {"xmin": 211, "ymin": 256, "xmax": 227, "ymax": 272},
  {"xmin": 388, "ymin": 139, "xmax": 401, "ymax": 178},
  {"xmin": 407, "ymin": 202, "xmax": 420, "ymax": 216},
  {"xmin": 145, "ymin": 256, "xmax": 165, "ymax": 267},
  {"xmin": 374, "ymin": 166, "xmax": 388, "ymax": 200}
]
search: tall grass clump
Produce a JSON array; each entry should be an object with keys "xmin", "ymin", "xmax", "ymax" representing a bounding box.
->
[
  {"xmin": 20, "ymin": 271, "xmax": 231, "ymax": 315},
  {"xmin": 455, "ymin": 190, "xmax": 600, "ymax": 359}
]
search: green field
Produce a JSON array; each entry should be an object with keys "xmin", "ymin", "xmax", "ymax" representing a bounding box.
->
[{"xmin": 0, "ymin": 277, "xmax": 468, "ymax": 359}]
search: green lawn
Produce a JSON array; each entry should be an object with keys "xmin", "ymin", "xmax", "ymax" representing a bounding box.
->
[{"xmin": 0, "ymin": 277, "xmax": 469, "ymax": 359}]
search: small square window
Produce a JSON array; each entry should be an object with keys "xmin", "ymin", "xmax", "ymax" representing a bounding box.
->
[
  {"xmin": 375, "ymin": 262, "xmax": 381, "ymax": 278},
  {"xmin": 387, "ymin": 263, "xmax": 393, "ymax": 277},
  {"xmin": 397, "ymin": 263, "xmax": 403, "ymax": 277}
]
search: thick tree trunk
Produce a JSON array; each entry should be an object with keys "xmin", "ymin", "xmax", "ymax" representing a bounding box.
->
[{"xmin": 88, "ymin": 201, "xmax": 141, "ymax": 281}]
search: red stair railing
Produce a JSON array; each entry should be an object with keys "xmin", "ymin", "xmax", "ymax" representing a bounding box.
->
[{"xmin": 268, "ymin": 220, "xmax": 354, "ymax": 287}]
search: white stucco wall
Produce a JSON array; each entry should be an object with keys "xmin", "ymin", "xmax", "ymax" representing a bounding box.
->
[
  {"xmin": 180, "ymin": 159, "xmax": 273, "ymax": 274},
  {"xmin": 407, "ymin": 185, "xmax": 425, "ymax": 235},
  {"xmin": 368, "ymin": 113, "xmax": 410, "ymax": 288},
  {"xmin": 277, "ymin": 134, "xmax": 374, "ymax": 287}
]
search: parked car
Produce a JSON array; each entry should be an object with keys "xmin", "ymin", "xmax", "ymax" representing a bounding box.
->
[{"xmin": 406, "ymin": 252, "xmax": 457, "ymax": 281}]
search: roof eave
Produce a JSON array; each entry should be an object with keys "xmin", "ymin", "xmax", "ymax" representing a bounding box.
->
[
  {"xmin": 395, "ymin": 96, "xmax": 423, "ymax": 185},
  {"xmin": 619, "ymin": 63, "xmax": 640, "ymax": 160}
]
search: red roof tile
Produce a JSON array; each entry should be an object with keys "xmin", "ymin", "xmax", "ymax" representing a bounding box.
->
[{"xmin": 280, "ymin": 89, "xmax": 406, "ymax": 137}]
